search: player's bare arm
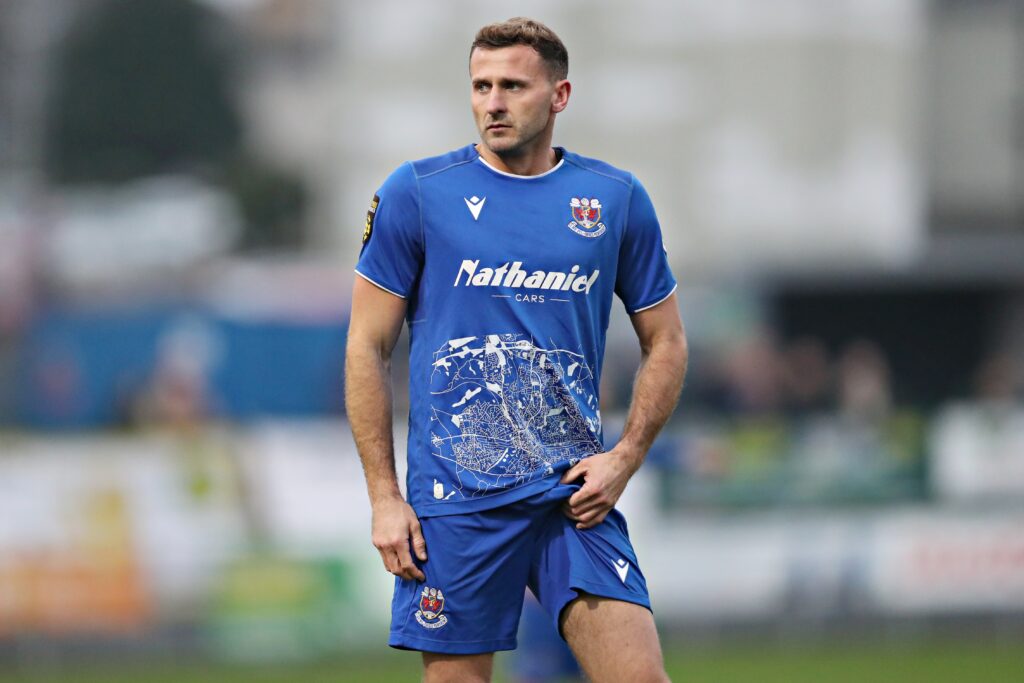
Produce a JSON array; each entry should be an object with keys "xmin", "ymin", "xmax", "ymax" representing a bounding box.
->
[
  {"xmin": 345, "ymin": 275, "xmax": 427, "ymax": 581},
  {"xmin": 562, "ymin": 292, "xmax": 687, "ymax": 529}
]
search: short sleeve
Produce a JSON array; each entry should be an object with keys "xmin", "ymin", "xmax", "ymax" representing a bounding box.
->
[
  {"xmin": 354, "ymin": 162, "xmax": 423, "ymax": 298},
  {"xmin": 615, "ymin": 176, "xmax": 678, "ymax": 313}
]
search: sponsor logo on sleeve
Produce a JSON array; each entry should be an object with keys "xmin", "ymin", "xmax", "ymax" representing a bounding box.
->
[{"xmin": 363, "ymin": 194, "xmax": 380, "ymax": 245}]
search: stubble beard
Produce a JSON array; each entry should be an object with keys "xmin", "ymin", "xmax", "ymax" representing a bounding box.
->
[
  {"xmin": 481, "ymin": 125, "xmax": 523, "ymax": 158},
  {"xmin": 480, "ymin": 118, "xmax": 546, "ymax": 161}
]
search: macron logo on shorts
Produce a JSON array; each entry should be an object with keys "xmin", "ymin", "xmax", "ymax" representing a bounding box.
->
[{"xmin": 614, "ymin": 558, "xmax": 630, "ymax": 584}]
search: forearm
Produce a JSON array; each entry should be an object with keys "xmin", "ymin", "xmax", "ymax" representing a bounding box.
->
[
  {"xmin": 345, "ymin": 340, "xmax": 403, "ymax": 505},
  {"xmin": 616, "ymin": 331, "xmax": 687, "ymax": 469}
]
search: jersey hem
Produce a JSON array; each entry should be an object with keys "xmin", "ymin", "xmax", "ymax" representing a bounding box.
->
[{"xmin": 412, "ymin": 474, "xmax": 564, "ymax": 518}]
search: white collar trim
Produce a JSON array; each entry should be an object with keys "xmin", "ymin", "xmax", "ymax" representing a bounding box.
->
[{"xmin": 477, "ymin": 155, "xmax": 564, "ymax": 179}]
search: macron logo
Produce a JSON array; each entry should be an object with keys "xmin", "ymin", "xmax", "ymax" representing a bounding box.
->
[
  {"xmin": 464, "ymin": 196, "xmax": 486, "ymax": 221},
  {"xmin": 614, "ymin": 558, "xmax": 630, "ymax": 584}
]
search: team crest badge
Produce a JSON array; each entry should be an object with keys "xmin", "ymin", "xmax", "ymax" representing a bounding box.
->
[
  {"xmin": 568, "ymin": 197, "xmax": 606, "ymax": 238},
  {"xmin": 415, "ymin": 586, "xmax": 448, "ymax": 629}
]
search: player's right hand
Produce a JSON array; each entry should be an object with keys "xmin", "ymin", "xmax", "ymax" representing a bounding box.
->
[{"xmin": 371, "ymin": 496, "xmax": 427, "ymax": 581}]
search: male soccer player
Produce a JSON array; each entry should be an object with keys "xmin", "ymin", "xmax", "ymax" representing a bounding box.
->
[{"xmin": 345, "ymin": 17, "xmax": 687, "ymax": 683}]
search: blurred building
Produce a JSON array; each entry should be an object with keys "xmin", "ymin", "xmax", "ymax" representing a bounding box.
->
[{"xmin": 0, "ymin": 0, "xmax": 1022, "ymax": 673}]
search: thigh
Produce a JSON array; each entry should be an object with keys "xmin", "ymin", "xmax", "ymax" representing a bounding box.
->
[
  {"xmin": 560, "ymin": 594, "xmax": 669, "ymax": 683},
  {"xmin": 388, "ymin": 506, "xmax": 536, "ymax": 655},
  {"xmin": 529, "ymin": 505, "xmax": 652, "ymax": 635}
]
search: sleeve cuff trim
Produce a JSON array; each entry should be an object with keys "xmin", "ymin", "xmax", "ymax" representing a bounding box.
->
[
  {"xmin": 629, "ymin": 283, "xmax": 678, "ymax": 314},
  {"xmin": 354, "ymin": 269, "xmax": 407, "ymax": 299}
]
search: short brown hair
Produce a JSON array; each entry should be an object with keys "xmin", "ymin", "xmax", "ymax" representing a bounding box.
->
[{"xmin": 471, "ymin": 17, "xmax": 568, "ymax": 80}]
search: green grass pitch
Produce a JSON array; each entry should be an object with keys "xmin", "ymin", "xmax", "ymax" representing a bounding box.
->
[{"xmin": 1, "ymin": 639, "xmax": 1021, "ymax": 682}]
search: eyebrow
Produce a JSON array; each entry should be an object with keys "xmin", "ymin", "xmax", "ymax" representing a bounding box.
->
[{"xmin": 472, "ymin": 77, "xmax": 529, "ymax": 88}]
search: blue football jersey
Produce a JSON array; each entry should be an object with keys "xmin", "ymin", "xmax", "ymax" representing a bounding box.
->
[{"xmin": 355, "ymin": 144, "xmax": 676, "ymax": 517}]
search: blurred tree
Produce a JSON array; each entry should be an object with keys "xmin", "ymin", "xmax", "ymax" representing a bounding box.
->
[
  {"xmin": 222, "ymin": 157, "xmax": 309, "ymax": 250},
  {"xmin": 44, "ymin": 0, "xmax": 310, "ymax": 250},
  {"xmin": 45, "ymin": 0, "xmax": 241, "ymax": 183}
]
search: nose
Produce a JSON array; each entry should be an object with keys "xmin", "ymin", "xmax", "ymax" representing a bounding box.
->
[{"xmin": 485, "ymin": 89, "xmax": 507, "ymax": 116}]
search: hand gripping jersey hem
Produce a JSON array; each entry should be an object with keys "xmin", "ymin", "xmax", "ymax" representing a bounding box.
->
[
  {"xmin": 354, "ymin": 268, "xmax": 407, "ymax": 299},
  {"xmin": 412, "ymin": 474, "xmax": 563, "ymax": 518},
  {"xmin": 628, "ymin": 282, "xmax": 678, "ymax": 314}
]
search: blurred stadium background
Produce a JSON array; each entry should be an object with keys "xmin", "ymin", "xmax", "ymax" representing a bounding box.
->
[{"xmin": 2, "ymin": 0, "xmax": 1024, "ymax": 681}]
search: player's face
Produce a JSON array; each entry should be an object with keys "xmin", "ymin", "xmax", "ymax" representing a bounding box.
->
[{"xmin": 470, "ymin": 45, "xmax": 568, "ymax": 158}]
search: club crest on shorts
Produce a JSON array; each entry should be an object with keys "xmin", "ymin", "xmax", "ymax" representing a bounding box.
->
[
  {"xmin": 415, "ymin": 586, "xmax": 448, "ymax": 629},
  {"xmin": 568, "ymin": 197, "xmax": 606, "ymax": 238}
]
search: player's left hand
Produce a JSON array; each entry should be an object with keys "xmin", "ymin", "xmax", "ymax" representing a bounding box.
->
[{"xmin": 560, "ymin": 447, "xmax": 642, "ymax": 529}]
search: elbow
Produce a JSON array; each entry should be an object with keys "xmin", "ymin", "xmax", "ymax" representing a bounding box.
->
[
  {"xmin": 345, "ymin": 330, "xmax": 393, "ymax": 369},
  {"xmin": 640, "ymin": 325, "xmax": 687, "ymax": 360},
  {"xmin": 669, "ymin": 330, "xmax": 688, "ymax": 371},
  {"xmin": 643, "ymin": 328, "xmax": 688, "ymax": 380}
]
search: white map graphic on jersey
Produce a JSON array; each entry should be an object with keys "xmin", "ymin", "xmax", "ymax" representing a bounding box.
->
[{"xmin": 428, "ymin": 333, "xmax": 603, "ymax": 500}]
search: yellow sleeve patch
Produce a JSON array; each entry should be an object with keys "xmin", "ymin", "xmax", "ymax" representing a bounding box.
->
[{"xmin": 363, "ymin": 194, "xmax": 380, "ymax": 244}]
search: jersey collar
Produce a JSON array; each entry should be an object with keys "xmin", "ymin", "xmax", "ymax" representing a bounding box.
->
[{"xmin": 475, "ymin": 147, "xmax": 566, "ymax": 179}]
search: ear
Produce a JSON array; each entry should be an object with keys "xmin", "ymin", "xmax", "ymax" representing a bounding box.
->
[{"xmin": 551, "ymin": 79, "xmax": 571, "ymax": 114}]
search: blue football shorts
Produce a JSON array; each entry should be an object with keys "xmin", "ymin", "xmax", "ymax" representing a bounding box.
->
[{"xmin": 388, "ymin": 481, "xmax": 651, "ymax": 655}]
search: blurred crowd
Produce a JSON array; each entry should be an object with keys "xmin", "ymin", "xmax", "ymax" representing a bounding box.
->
[{"xmin": 1, "ymin": 2, "xmax": 1023, "ymax": 675}]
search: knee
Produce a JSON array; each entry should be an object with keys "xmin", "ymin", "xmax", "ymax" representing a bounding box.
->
[
  {"xmin": 421, "ymin": 654, "xmax": 492, "ymax": 683},
  {"xmin": 585, "ymin": 663, "xmax": 668, "ymax": 683},
  {"xmin": 599, "ymin": 665, "xmax": 669, "ymax": 683},
  {"xmin": 634, "ymin": 668, "xmax": 671, "ymax": 683},
  {"xmin": 423, "ymin": 671, "xmax": 487, "ymax": 683},
  {"xmin": 423, "ymin": 671, "xmax": 489, "ymax": 683}
]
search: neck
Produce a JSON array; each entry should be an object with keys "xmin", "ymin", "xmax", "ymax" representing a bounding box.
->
[{"xmin": 475, "ymin": 142, "xmax": 558, "ymax": 177}]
